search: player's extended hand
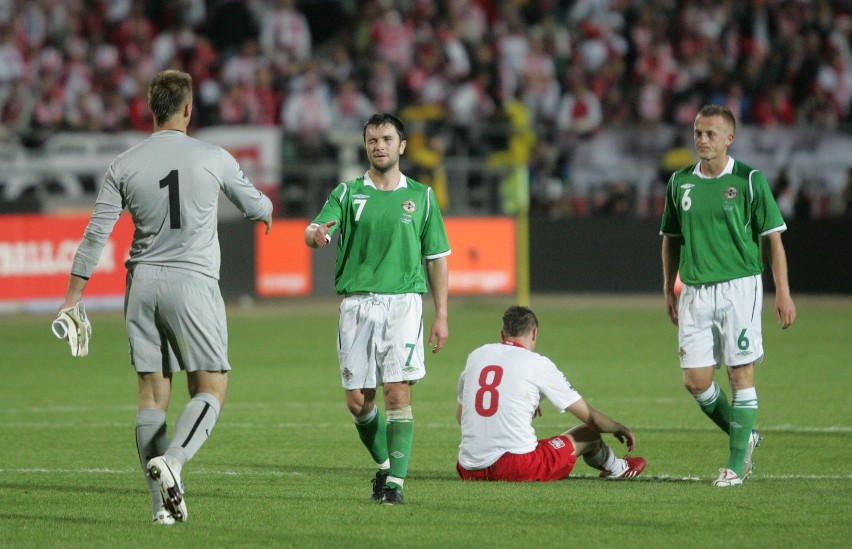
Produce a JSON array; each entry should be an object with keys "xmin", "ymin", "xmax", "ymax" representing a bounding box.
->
[
  {"xmin": 613, "ymin": 428, "xmax": 636, "ymax": 453},
  {"xmin": 776, "ymin": 293, "xmax": 796, "ymax": 329},
  {"xmin": 428, "ymin": 317, "xmax": 448, "ymax": 354},
  {"xmin": 312, "ymin": 221, "xmax": 336, "ymax": 247}
]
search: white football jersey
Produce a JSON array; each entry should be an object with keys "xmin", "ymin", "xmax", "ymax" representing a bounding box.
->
[{"xmin": 457, "ymin": 342, "xmax": 582, "ymax": 469}]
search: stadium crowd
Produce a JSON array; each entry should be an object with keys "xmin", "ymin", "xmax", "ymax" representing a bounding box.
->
[{"xmin": 1, "ymin": 0, "xmax": 851, "ymax": 216}]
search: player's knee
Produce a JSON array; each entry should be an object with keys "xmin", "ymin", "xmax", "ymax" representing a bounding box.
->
[{"xmin": 682, "ymin": 368, "xmax": 714, "ymax": 395}]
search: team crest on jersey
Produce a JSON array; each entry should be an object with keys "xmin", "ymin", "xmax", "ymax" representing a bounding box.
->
[
  {"xmin": 723, "ymin": 186, "xmax": 737, "ymax": 211},
  {"xmin": 402, "ymin": 199, "xmax": 416, "ymax": 213}
]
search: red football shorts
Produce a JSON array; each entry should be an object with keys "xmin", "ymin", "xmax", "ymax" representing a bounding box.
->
[{"xmin": 456, "ymin": 435, "xmax": 578, "ymax": 482}]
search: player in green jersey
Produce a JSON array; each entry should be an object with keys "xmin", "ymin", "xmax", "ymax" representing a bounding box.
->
[
  {"xmin": 660, "ymin": 104, "xmax": 796, "ymax": 487},
  {"xmin": 304, "ymin": 113, "xmax": 451, "ymax": 504}
]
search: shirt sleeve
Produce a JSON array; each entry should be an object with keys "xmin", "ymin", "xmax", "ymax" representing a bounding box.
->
[
  {"xmin": 659, "ymin": 172, "xmax": 682, "ymax": 237},
  {"xmin": 71, "ymin": 162, "xmax": 125, "ymax": 279},
  {"xmin": 312, "ymin": 183, "xmax": 346, "ymax": 237},
  {"xmin": 219, "ymin": 149, "xmax": 273, "ymax": 223},
  {"xmin": 421, "ymin": 186, "xmax": 451, "ymax": 259},
  {"xmin": 537, "ymin": 357, "xmax": 583, "ymax": 412},
  {"xmin": 750, "ymin": 170, "xmax": 787, "ymax": 236}
]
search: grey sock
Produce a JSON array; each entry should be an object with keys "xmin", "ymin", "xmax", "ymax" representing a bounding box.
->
[
  {"xmin": 136, "ymin": 408, "xmax": 169, "ymax": 512},
  {"xmin": 165, "ymin": 392, "xmax": 221, "ymax": 467}
]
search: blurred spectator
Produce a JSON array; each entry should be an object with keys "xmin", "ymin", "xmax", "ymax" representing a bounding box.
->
[
  {"xmin": 222, "ymin": 38, "xmax": 264, "ymax": 87},
  {"xmin": 753, "ymin": 84, "xmax": 795, "ymax": 127},
  {"xmin": 1, "ymin": 0, "xmax": 852, "ymax": 218},
  {"xmin": 319, "ymin": 42, "xmax": 356, "ymax": 87},
  {"xmin": 773, "ymin": 168, "xmax": 797, "ymax": 220},
  {"xmin": 260, "ymin": 0, "xmax": 311, "ymax": 77},
  {"xmin": 281, "ymin": 62, "xmax": 332, "ymax": 159},
  {"xmin": 555, "ymin": 72, "xmax": 603, "ymax": 138},
  {"xmin": 493, "ymin": 3, "xmax": 530, "ymax": 103},
  {"xmin": 370, "ymin": 6, "xmax": 414, "ymax": 73},
  {"xmin": 251, "ymin": 65, "xmax": 282, "ymax": 126},
  {"xmin": 219, "ymin": 82, "xmax": 260, "ymax": 125},
  {"xmin": 367, "ymin": 59, "xmax": 399, "ymax": 114},
  {"xmin": 446, "ymin": 0, "xmax": 489, "ymax": 46},
  {"xmin": 816, "ymin": 49, "xmax": 852, "ymax": 123},
  {"xmin": 404, "ymin": 40, "xmax": 449, "ymax": 105},
  {"xmin": 0, "ymin": 80, "xmax": 34, "ymax": 140},
  {"xmin": 519, "ymin": 28, "xmax": 561, "ymax": 127},
  {"xmin": 437, "ymin": 19, "xmax": 471, "ymax": 84},
  {"xmin": 330, "ymin": 78, "xmax": 375, "ymax": 133},
  {"xmin": 0, "ymin": 27, "xmax": 25, "ymax": 97},
  {"xmin": 447, "ymin": 69, "xmax": 496, "ymax": 155}
]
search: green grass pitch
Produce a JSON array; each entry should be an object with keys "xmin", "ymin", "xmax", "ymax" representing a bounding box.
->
[{"xmin": 1, "ymin": 295, "xmax": 849, "ymax": 547}]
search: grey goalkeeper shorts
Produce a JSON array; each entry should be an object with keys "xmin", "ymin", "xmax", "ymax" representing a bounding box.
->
[{"xmin": 125, "ymin": 264, "xmax": 231, "ymax": 374}]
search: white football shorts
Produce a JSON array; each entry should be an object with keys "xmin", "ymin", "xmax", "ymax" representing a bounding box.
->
[
  {"xmin": 677, "ymin": 274, "xmax": 764, "ymax": 369},
  {"xmin": 125, "ymin": 264, "xmax": 231, "ymax": 374},
  {"xmin": 337, "ymin": 292, "xmax": 425, "ymax": 390}
]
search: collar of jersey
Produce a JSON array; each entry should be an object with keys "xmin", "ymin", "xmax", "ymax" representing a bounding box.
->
[
  {"xmin": 501, "ymin": 340, "xmax": 527, "ymax": 349},
  {"xmin": 692, "ymin": 156, "xmax": 735, "ymax": 179},
  {"xmin": 363, "ymin": 171, "xmax": 408, "ymax": 190}
]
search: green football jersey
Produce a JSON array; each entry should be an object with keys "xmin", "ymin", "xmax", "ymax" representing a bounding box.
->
[
  {"xmin": 313, "ymin": 173, "xmax": 451, "ymax": 294},
  {"xmin": 660, "ymin": 158, "xmax": 786, "ymax": 285}
]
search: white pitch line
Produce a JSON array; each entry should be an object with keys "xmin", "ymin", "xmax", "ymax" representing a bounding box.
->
[
  {"xmin": 0, "ymin": 422, "xmax": 850, "ymax": 433},
  {"xmin": 0, "ymin": 468, "xmax": 849, "ymax": 481}
]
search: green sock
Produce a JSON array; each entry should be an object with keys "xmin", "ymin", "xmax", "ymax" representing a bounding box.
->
[
  {"xmin": 694, "ymin": 382, "xmax": 731, "ymax": 434},
  {"xmin": 727, "ymin": 388, "xmax": 758, "ymax": 476},
  {"xmin": 354, "ymin": 407, "xmax": 389, "ymax": 466},
  {"xmin": 386, "ymin": 417, "xmax": 414, "ymax": 488}
]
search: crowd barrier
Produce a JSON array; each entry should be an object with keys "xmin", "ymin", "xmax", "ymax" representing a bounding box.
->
[{"xmin": 0, "ymin": 215, "xmax": 517, "ymax": 312}]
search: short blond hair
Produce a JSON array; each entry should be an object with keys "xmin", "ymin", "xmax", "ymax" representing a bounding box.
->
[
  {"xmin": 697, "ymin": 104, "xmax": 736, "ymax": 133},
  {"xmin": 148, "ymin": 70, "xmax": 192, "ymax": 126}
]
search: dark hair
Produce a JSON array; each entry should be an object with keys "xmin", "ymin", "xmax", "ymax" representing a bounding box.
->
[
  {"xmin": 502, "ymin": 306, "xmax": 539, "ymax": 337},
  {"xmin": 363, "ymin": 113, "xmax": 406, "ymax": 142},
  {"xmin": 148, "ymin": 70, "xmax": 192, "ymax": 126},
  {"xmin": 697, "ymin": 104, "xmax": 736, "ymax": 133}
]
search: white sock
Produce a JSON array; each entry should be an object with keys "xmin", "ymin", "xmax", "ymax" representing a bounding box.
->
[
  {"xmin": 584, "ymin": 445, "xmax": 624, "ymax": 474},
  {"xmin": 694, "ymin": 382, "xmax": 721, "ymax": 407}
]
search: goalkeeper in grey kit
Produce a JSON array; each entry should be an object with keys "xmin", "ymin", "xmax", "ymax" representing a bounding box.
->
[{"xmin": 58, "ymin": 69, "xmax": 273, "ymax": 524}]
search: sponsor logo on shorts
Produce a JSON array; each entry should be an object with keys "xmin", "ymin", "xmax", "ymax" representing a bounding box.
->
[
  {"xmin": 402, "ymin": 366, "xmax": 418, "ymax": 373},
  {"xmin": 679, "ymin": 347, "xmax": 687, "ymax": 359},
  {"xmin": 342, "ymin": 368, "xmax": 353, "ymax": 382},
  {"xmin": 736, "ymin": 350, "xmax": 753, "ymax": 356},
  {"xmin": 548, "ymin": 438, "xmax": 566, "ymax": 449}
]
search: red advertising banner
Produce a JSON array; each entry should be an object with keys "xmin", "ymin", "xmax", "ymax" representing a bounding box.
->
[
  {"xmin": 445, "ymin": 217, "xmax": 516, "ymax": 294},
  {"xmin": 255, "ymin": 220, "xmax": 312, "ymax": 297},
  {"xmin": 0, "ymin": 214, "xmax": 134, "ymax": 303}
]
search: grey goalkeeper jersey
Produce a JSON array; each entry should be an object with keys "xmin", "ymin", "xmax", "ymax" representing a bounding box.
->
[{"xmin": 72, "ymin": 130, "xmax": 273, "ymax": 280}]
